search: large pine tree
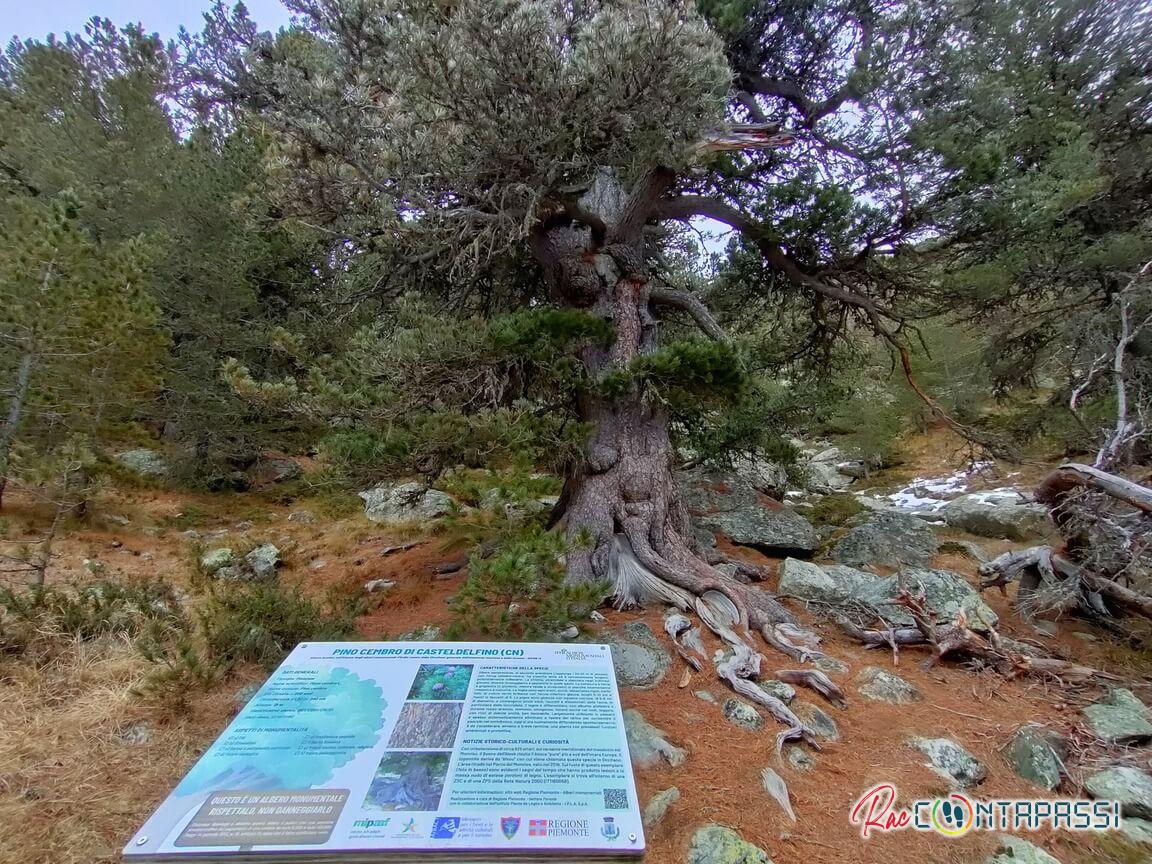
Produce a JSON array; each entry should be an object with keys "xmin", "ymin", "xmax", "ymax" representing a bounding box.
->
[{"xmin": 189, "ymin": 0, "xmax": 1151, "ymax": 632}]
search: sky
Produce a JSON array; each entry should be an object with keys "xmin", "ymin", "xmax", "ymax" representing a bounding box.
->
[{"xmin": 5, "ymin": 0, "xmax": 294, "ymax": 44}]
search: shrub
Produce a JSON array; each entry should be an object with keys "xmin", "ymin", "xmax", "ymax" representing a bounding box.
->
[
  {"xmin": 0, "ymin": 578, "xmax": 183, "ymax": 643},
  {"xmin": 446, "ymin": 524, "xmax": 606, "ymax": 641},
  {"xmin": 808, "ymin": 492, "xmax": 865, "ymax": 527},
  {"xmin": 198, "ymin": 583, "xmax": 363, "ymax": 671}
]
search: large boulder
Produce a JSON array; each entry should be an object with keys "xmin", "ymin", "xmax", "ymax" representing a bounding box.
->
[
  {"xmin": 1006, "ymin": 725, "xmax": 1062, "ymax": 791},
  {"xmin": 1081, "ymin": 688, "xmax": 1152, "ymax": 743},
  {"xmin": 687, "ymin": 826, "xmax": 772, "ymax": 864},
  {"xmin": 244, "ymin": 543, "xmax": 281, "ymax": 580},
  {"xmin": 728, "ymin": 455, "xmax": 788, "ymax": 497},
  {"xmin": 802, "ymin": 460, "xmax": 853, "ymax": 491},
  {"xmin": 986, "ymin": 835, "xmax": 1062, "ymax": 864},
  {"xmin": 247, "ymin": 454, "xmax": 302, "ymax": 489},
  {"xmin": 856, "ymin": 666, "xmax": 921, "ymax": 704},
  {"xmin": 643, "ymin": 787, "xmax": 681, "ymax": 828},
  {"xmin": 602, "ymin": 622, "xmax": 670, "ymax": 689},
  {"xmin": 831, "ymin": 511, "xmax": 940, "ymax": 567},
  {"xmin": 776, "ymin": 559, "xmax": 997, "ymax": 630},
  {"xmin": 359, "ymin": 481, "xmax": 454, "ymax": 525},
  {"xmin": 909, "ymin": 736, "xmax": 987, "ymax": 787},
  {"xmin": 722, "ymin": 699, "xmax": 764, "ymax": 732},
  {"xmin": 1084, "ymin": 765, "xmax": 1152, "ymax": 819},
  {"xmin": 115, "ymin": 448, "xmax": 168, "ymax": 479},
  {"xmin": 678, "ymin": 467, "xmax": 817, "ymax": 556},
  {"xmin": 623, "ymin": 708, "xmax": 686, "ymax": 769},
  {"xmin": 942, "ymin": 491, "xmax": 1049, "ymax": 540}
]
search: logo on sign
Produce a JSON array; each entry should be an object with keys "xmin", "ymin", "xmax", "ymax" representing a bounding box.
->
[
  {"xmin": 431, "ymin": 817, "xmax": 461, "ymax": 839},
  {"xmin": 399, "ymin": 818, "xmax": 418, "ymax": 835},
  {"xmin": 601, "ymin": 817, "xmax": 620, "ymax": 840},
  {"xmin": 527, "ymin": 818, "xmax": 590, "ymax": 838},
  {"xmin": 501, "ymin": 817, "xmax": 521, "ymax": 839}
]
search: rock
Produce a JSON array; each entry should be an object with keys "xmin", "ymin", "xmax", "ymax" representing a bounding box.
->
[
  {"xmin": 1070, "ymin": 632, "xmax": 1098, "ymax": 643},
  {"xmin": 687, "ymin": 826, "xmax": 772, "ymax": 864},
  {"xmin": 831, "ymin": 511, "xmax": 940, "ymax": 568},
  {"xmin": 793, "ymin": 701, "xmax": 839, "ymax": 741},
  {"xmin": 118, "ymin": 721, "xmax": 153, "ymax": 745},
  {"xmin": 986, "ymin": 835, "xmax": 1062, "ymax": 864},
  {"xmin": 115, "ymin": 448, "xmax": 168, "ymax": 479},
  {"xmin": 856, "ymin": 666, "xmax": 921, "ymax": 704},
  {"xmin": 1081, "ymin": 688, "xmax": 1152, "ymax": 743},
  {"xmin": 784, "ymin": 745, "xmax": 814, "ymax": 772},
  {"xmin": 1119, "ymin": 817, "xmax": 1152, "ymax": 845},
  {"xmin": 909, "ymin": 737, "xmax": 987, "ymax": 787},
  {"xmin": 603, "ymin": 622, "xmax": 671, "ymax": 689},
  {"xmin": 399, "ymin": 624, "xmax": 441, "ymax": 641},
  {"xmin": 558, "ymin": 624, "xmax": 579, "ymax": 640},
  {"xmin": 589, "ymin": 610, "xmax": 607, "ymax": 623},
  {"xmin": 234, "ymin": 683, "xmax": 261, "ymax": 708},
  {"xmin": 309, "ymin": 559, "xmax": 327, "ymax": 570},
  {"xmin": 200, "ymin": 547, "xmax": 235, "ymax": 574},
  {"xmin": 729, "ymin": 455, "xmax": 788, "ymax": 496},
  {"xmin": 1085, "ymin": 765, "xmax": 1152, "ymax": 819},
  {"xmin": 479, "ymin": 488, "xmax": 550, "ymax": 521},
  {"xmin": 814, "ymin": 656, "xmax": 849, "ymax": 675},
  {"xmin": 235, "ymin": 520, "xmax": 254, "ymax": 531},
  {"xmin": 777, "ymin": 559, "xmax": 997, "ymax": 631},
  {"xmin": 105, "ymin": 514, "xmax": 131, "ymax": 526},
  {"xmin": 244, "ymin": 543, "xmax": 281, "ymax": 580},
  {"xmin": 1006, "ymin": 725, "xmax": 1062, "ymax": 791},
  {"xmin": 836, "ymin": 460, "xmax": 874, "ymax": 479},
  {"xmin": 938, "ymin": 538, "xmax": 991, "ymax": 563},
  {"xmin": 757, "ymin": 680, "xmax": 796, "ymax": 704},
  {"xmin": 722, "ymin": 699, "xmax": 764, "ymax": 732},
  {"xmin": 248, "ymin": 454, "xmax": 302, "ymax": 490},
  {"xmin": 694, "ymin": 690, "xmax": 717, "ymax": 704},
  {"xmin": 808, "ymin": 445, "xmax": 844, "ymax": 463},
  {"xmin": 359, "ymin": 481, "xmax": 454, "ymax": 525},
  {"xmin": 623, "ymin": 708, "xmax": 687, "ymax": 769},
  {"xmin": 364, "ymin": 579, "xmax": 396, "ymax": 593},
  {"xmin": 287, "ymin": 510, "xmax": 315, "ymax": 524},
  {"xmin": 643, "ymin": 787, "xmax": 680, "ymax": 828},
  {"xmin": 942, "ymin": 492, "xmax": 1049, "ymax": 540},
  {"xmin": 801, "ymin": 459, "xmax": 854, "ymax": 492},
  {"xmin": 678, "ymin": 467, "xmax": 818, "ymax": 556}
]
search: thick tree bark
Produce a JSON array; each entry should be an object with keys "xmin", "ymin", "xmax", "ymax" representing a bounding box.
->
[{"xmin": 535, "ymin": 170, "xmax": 796, "ymax": 633}]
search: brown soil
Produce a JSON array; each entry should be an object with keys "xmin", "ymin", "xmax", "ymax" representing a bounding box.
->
[{"xmin": 0, "ymin": 447, "xmax": 1147, "ymax": 864}]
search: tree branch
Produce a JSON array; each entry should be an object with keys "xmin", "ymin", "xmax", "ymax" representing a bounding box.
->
[
  {"xmin": 648, "ymin": 286, "xmax": 727, "ymax": 342},
  {"xmin": 610, "ymin": 167, "xmax": 676, "ymax": 245},
  {"xmin": 656, "ymin": 195, "xmax": 897, "ymax": 332}
]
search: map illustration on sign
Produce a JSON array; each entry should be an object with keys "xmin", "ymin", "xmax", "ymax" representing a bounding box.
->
[{"xmin": 124, "ymin": 641, "xmax": 644, "ymax": 862}]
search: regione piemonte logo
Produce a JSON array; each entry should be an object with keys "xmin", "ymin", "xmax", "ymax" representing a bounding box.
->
[{"xmin": 527, "ymin": 819, "xmax": 591, "ymax": 838}]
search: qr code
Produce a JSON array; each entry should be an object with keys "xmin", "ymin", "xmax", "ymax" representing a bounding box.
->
[{"xmin": 602, "ymin": 788, "xmax": 628, "ymax": 810}]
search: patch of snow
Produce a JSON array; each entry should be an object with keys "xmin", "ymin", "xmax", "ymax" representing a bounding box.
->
[{"xmin": 860, "ymin": 460, "xmax": 1014, "ymax": 514}]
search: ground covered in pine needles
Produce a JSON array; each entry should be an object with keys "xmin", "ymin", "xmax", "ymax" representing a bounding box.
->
[{"xmin": 1, "ymin": 441, "xmax": 1150, "ymax": 864}]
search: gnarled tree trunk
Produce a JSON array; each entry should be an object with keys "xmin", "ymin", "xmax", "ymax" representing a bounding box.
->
[{"xmin": 533, "ymin": 169, "xmax": 795, "ymax": 633}]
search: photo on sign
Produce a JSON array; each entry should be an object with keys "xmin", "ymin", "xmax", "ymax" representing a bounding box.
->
[
  {"xmin": 363, "ymin": 751, "xmax": 450, "ymax": 812},
  {"xmin": 388, "ymin": 702, "xmax": 463, "ymax": 749},
  {"xmin": 406, "ymin": 664, "xmax": 473, "ymax": 701}
]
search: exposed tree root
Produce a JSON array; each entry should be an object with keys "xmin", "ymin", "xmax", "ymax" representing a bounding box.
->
[
  {"xmin": 837, "ymin": 588, "xmax": 1116, "ymax": 683},
  {"xmin": 716, "ymin": 644, "xmax": 821, "ymax": 754},
  {"xmin": 775, "ymin": 668, "xmax": 847, "ymax": 709}
]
